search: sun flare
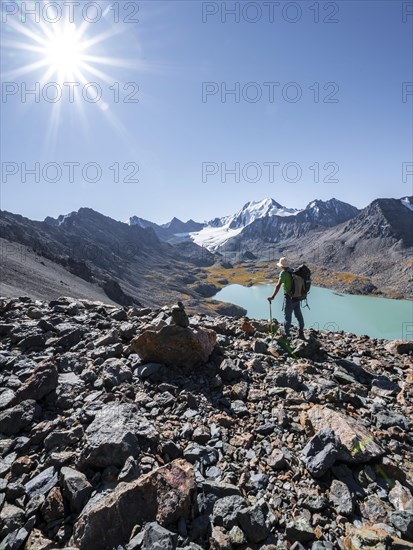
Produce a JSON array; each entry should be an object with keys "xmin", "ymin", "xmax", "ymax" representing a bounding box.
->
[
  {"xmin": 1, "ymin": 1, "xmax": 151, "ymax": 150},
  {"xmin": 43, "ymin": 24, "xmax": 85, "ymax": 79}
]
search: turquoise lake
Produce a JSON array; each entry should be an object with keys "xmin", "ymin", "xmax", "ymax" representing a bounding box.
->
[{"xmin": 213, "ymin": 284, "xmax": 413, "ymax": 341}]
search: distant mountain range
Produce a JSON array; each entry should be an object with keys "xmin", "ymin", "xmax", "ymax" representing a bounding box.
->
[
  {"xmin": 1, "ymin": 196, "xmax": 412, "ymax": 305},
  {"xmin": 129, "ymin": 197, "xmax": 361, "ymax": 250}
]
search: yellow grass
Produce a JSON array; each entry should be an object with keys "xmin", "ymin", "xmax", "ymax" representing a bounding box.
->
[
  {"xmin": 204, "ymin": 262, "xmax": 275, "ymax": 287},
  {"xmin": 313, "ymin": 270, "xmax": 370, "ymax": 286}
]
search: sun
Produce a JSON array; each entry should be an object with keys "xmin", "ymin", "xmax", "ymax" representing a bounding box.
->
[
  {"xmin": 1, "ymin": 1, "xmax": 151, "ymax": 149},
  {"xmin": 43, "ymin": 24, "xmax": 85, "ymax": 80}
]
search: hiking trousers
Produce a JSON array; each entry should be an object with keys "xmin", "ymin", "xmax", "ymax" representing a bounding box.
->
[{"xmin": 284, "ymin": 296, "xmax": 304, "ymax": 336}]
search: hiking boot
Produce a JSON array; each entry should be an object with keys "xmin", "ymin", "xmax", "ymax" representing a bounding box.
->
[{"xmin": 298, "ymin": 330, "xmax": 306, "ymax": 340}]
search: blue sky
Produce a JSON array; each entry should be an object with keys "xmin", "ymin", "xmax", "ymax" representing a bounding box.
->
[{"xmin": 1, "ymin": 0, "xmax": 412, "ymax": 223}]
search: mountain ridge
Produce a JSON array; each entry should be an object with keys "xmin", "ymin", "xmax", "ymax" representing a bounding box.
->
[
  {"xmin": 128, "ymin": 197, "xmax": 360, "ymax": 251},
  {"xmin": 1, "ymin": 195, "xmax": 412, "ymax": 304},
  {"xmin": 0, "ymin": 208, "xmax": 217, "ymax": 309}
]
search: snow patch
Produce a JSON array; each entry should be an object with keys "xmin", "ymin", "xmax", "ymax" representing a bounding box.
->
[
  {"xmin": 189, "ymin": 198, "xmax": 303, "ymax": 250},
  {"xmin": 57, "ymin": 212, "xmax": 75, "ymax": 226},
  {"xmin": 401, "ymin": 197, "xmax": 413, "ymax": 212},
  {"xmin": 190, "ymin": 225, "xmax": 244, "ymax": 250}
]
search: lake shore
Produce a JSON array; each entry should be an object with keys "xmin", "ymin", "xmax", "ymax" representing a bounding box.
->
[
  {"xmin": 211, "ymin": 283, "xmax": 413, "ymax": 341},
  {"xmin": 201, "ymin": 261, "xmax": 413, "ymax": 302}
]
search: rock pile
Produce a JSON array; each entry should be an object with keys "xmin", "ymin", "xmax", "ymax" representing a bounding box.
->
[{"xmin": 0, "ymin": 295, "xmax": 413, "ymax": 549}]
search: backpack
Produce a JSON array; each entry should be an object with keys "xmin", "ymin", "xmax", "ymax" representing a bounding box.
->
[{"xmin": 287, "ymin": 265, "xmax": 312, "ymax": 305}]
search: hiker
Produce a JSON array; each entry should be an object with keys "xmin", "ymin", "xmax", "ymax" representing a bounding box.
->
[{"xmin": 268, "ymin": 257, "xmax": 305, "ymax": 340}]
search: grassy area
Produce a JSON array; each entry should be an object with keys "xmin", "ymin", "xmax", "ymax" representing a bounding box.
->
[
  {"xmin": 198, "ymin": 260, "xmax": 412, "ymax": 301},
  {"xmin": 313, "ymin": 269, "xmax": 370, "ymax": 286},
  {"xmin": 204, "ymin": 262, "xmax": 372, "ymax": 289},
  {"xmin": 204, "ymin": 262, "xmax": 275, "ymax": 288},
  {"xmin": 203, "ymin": 261, "xmax": 387, "ymax": 298}
]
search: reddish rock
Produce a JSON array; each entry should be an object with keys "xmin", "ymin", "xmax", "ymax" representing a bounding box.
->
[
  {"xmin": 385, "ymin": 339, "xmax": 413, "ymax": 355},
  {"xmin": 210, "ymin": 526, "xmax": 232, "ymax": 550},
  {"xmin": 10, "ymin": 455, "xmax": 34, "ymax": 476},
  {"xmin": 301, "ymin": 405, "xmax": 384, "ymax": 463},
  {"xmin": 12, "ymin": 361, "xmax": 58, "ymax": 404},
  {"xmin": 25, "ymin": 529, "xmax": 54, "ymax": 550},
  {"xmin": 41, "ymin": 487, "xmax": 64, "ymax": 522},
  {"xmin": 343, "ymin": 526, "xmax": 389, "ymax": 549},
  {"xmin": 71, "ymin": 459, "xmax": 197, "ymax": 550},
  {"xmin": 131, "ymin": 325, "xmax": 216, "ymax": 368},
  {"xmin": 240, "ymin": 318, "xmax": 255, "ymax": 335}
]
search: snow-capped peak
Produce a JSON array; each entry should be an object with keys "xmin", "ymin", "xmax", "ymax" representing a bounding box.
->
[
  {"xmin": 191, "ymin": 198, "xmax": 301, "ymax": 250},
  {"xmin": 216, "ymin": 198, "xmax": 300, "ymax": 230}
]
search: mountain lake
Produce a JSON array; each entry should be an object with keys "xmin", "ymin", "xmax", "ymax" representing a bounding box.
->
[{"xmin": 213, "ymin": 284, "xmax": 413, "ymax": 341}]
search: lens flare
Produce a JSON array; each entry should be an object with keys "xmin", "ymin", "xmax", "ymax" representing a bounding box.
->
[{"xmin": 44, "ymin": 24, "xmax": 84, "ymax": 78}]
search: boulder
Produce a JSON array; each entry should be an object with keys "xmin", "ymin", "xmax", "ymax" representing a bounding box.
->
[
  {"xmin": 293, "ymin": 336, "xmax": 326, "ymax": 360},
  {"xmin": 301, "ymin": 428, "xmax": 341, "ymax": 478},
  {"xmin": 385, "ymin": 340, "xmax": 413, "ymax": 355},
  {"xmin": 343, "ymin": 525, "xmax": 392, "ymax": 550},
  {"xmin": 212, "ymin": 495, "xmax": 247, "ymax": 529},
  {"xmin": 40, "ymin": 486, "xmax": 65, "ymax": 522},
  {"xmin": 25, "ymin": 529, "xmax": 54, "ymax": 550},
  {"xmin": 12, "ymin": 361, "xmax": 58, "ymax": 404},
  {"xmin": 192, "ymin": 282, "xmax": 218, "ymax": 298},
  {"xmin": 0, "ymin": 400, "xmax": 39, "ymax": 436},
  {"xmin": 100, "ymin": 358, "xmax": 132, "ymax": 389},
  {"xmin": 118, "ymin": 456, "xmax": 141, "ymax": 482},
  {"xmin": 238, "ymin": 504, "xmax": 269, "ymax": 543},
  {"xmin": 0, "ymin": 389, "xmax": 15, "ymax": 410},
  {"xmin": 25, "ymin": 467, "xmax": 58, "ymax": 499},
  {"xmin": 0, "ymin": 503, "xmax": 25, "ymax": 538},
  {"xmin": 71, "ymin": 459, "xmax": 197, "ymax": 550},
  {"xmin": 0, "ymin": 452, "xmax": 17, "ymax": 477},
  {"xmin": 301, "ymin": 405, "xmax": 384, "ymax": 463},
  {"xmin": 43, "ymin": 426, "xmax": 83, "ymax": 452},
  {"xmin": 119, "ymin": 322, "xmax": 136, "ymax": 340},
  {"xmin": 210, "ymin": 526, "xmax": 232, "ymax": 550},
  {"xmin": 136, "ymin": 363, "xmax": 164, "ymax": 379},
  {"xmin": 0, "ymin": 527, "xmax": 29, "ymax": 549},
  {"xmin": 131, "ymin": 325, "xmax": 216, "ymax": 368},
  {"xmin": 53, "ymin": 328, "xmax": 85, "ymax": 351},
  {"xmin": 60, "ymin": 467, "xmax": 93, "ymax": 514},
  {"xmin": 390, "ymin": 510, "xmax": 413, "ymax": 539},
  {"xmin": 254, "ymin": 340, "xmax": 268, "ymax": 354},
  {"xmin": 95, "ymin": 329, "xmax": 119, "ymax": 347},
  {"xmin": 329, "ymin": 480, "xmax": 354, "ymax": 516},
  {"xmin": 285, "ymin": 517, "xmax": 314, "ymax": 543},
  {"xmin": 17, "ymin": 333, "xmax": 46, "ymax": 351},
  {"xmin": 389, "ymin": 481, "xmax": 413, "ymax": 511},
  {"xmin": 218, "ymin": 358, "xmax": 243, "ymax": 383},
  {"xmin": 79, "ymin": 403, "xmax": 158, "ymax": 468},
  {"xmin": 141, "ymin": 522, "xmax": 178, "ymax": 550},
  {"xmin": 240, "ymin": 318, "xmax": 255, "ymax": 335}
]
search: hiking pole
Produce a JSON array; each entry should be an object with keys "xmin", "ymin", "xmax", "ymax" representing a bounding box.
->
[{"xmin": 269, "ymin": 299, "xmax": 273, "ymax": 336}]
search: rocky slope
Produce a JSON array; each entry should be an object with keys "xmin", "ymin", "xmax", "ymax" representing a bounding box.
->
[
  {"xmin": 1, "ymin": 296, "xmax": 413, "ymax": 549},
  {"xmin": 0, "ymin": 209, "xmax": 216, "ymax": 309},
  {"xmin": 294, "ymin": 198, "xmax": 413, "ymax": 299}
]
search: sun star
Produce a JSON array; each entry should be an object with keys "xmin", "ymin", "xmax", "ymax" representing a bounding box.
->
[{"xmin": 43, "ymin": 24, "xmax": 85, "ymax": 79}]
